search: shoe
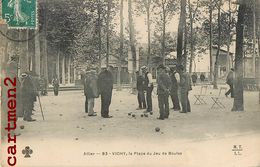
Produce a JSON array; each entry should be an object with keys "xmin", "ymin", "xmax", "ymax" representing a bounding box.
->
[
  {"xmin": 24, "ymin": 118, "xmax": 36, "ymax": 122},
  {"xmin": 173, "ymin": 108, "xmax": 180, "ymax": 111},
  {"xmin": 88, "ymin": 113, "xmax": 97, "ymax": 116},
  {"xmin": 102, "ymin": 115, "xmax": 113, "ymax": 118},
  {"xmin": 180, "ymin": 111, "xmax": 187, "ymax": 113},
  {"xmin": 157, "ymin": 117, "xmax": 164, "ymax": 120},
  {"xmin": 136, "ymin": 107, "xmax": 142, "ymax": 110}
]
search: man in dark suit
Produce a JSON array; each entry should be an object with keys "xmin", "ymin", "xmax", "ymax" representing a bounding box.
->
[
  {"xmin": 97, "ymin": 66, "xmax": 114, "ymax": 118},
  {"xmin": 178, "ymin": 65, "xmax": 192, "ymax": 113},
  {"xmin": 225, "ymin": 68, "xmax": 234, "ymax": 98},
  {"xmin": 157, "ymin": 64, "xmax": 172, "ymax": 120},
  {"xmin": 20, "ymin": 72, "xmax": 36, "ymax": 121}
]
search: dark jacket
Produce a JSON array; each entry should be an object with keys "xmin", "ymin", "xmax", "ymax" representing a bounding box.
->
[
  {"xmin": 170, "ymin": 72, "xmax": 178, "ymax": 93},
  {"xmin": 157, "ymin": 72, "xmax": 172, "ymax": 95},
  {"xmin": 84, "ymin": 72, "xmax": 99, "ymax": 98},
  {"xmin": 136, "ymin": 75, "xmax": 145, "ymax": 91},
  {"xmin": 20, "ymin": 76, "xmax": 35, "ymax": 100},
  {"xmin": 97, "ymin": 70, "xmax": 114, "ymax": 93},
  {"xmin": 180, "ymin": 72, "xmax": 192, "ymax": 92},
  {"xmin": 226, "ymin": 71, "xmax": 234, "ymax": 85}
]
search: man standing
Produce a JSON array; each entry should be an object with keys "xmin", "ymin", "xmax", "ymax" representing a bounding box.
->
[
  {"xmin": 136, "ymin": 70, "xmax": 146, "ymax": 110},
  {"xmin": 170, "ymin": 66, "xmax": 181, "ymax": 111},
  {"xmin": 157, "ymin": 65, "xmax": 172, "ymax": 120},
  {"xmin": 97, "ymin": 66, "xmax": 114, "ymax": 118},
  {"xmin": 84, "ymin": 71, "xmax": 90, "ymax": 113},
  {"xmin": 141, "ymin": 66, "xmax": 153, "ymax": 114},
  {"xmin": 52, "ymin": 76, "xmax": 59, "ymax": 96},
  {"xmin": 85, "ymin": 69, "xmax": 99, "ymax": 116},
  {"xmin": 225, "ymin": 68, "xmax": 234, "ymax": 98},
  {"xmin": 20, "ymin": 72, "xmax": 36, "ymax": 121},
  {"xmin": 179, "ymin": 65, "xmax": 192, "ymax": 113}
]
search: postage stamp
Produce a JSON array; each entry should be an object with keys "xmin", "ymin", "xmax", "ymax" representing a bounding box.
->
[{"xmin": 1, "ymin": 0, "xmax": 37, "ymax": 29}]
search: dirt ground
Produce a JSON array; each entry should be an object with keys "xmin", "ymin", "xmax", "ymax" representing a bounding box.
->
[{"xmin": 1, "ymin": 85, "xmax": 260, "ymax": 167}]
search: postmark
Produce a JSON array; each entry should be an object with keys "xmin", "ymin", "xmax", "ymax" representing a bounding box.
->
[{"xmin": 1, "ymin": 0, "xmax": 37, "ymax": 29}]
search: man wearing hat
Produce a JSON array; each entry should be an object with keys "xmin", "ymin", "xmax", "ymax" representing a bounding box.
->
[
  {"xmin": 178, "ymin": 65, "xmax": 192, "ymax": 113},
  {"xmin": 156, "ymin": 64, "xmax": 172, "ymax": 120},
  {"xmin": 225, "ymin": 68, "xmax": 234, "ymax": 98},
  {"xmin": 169, "ymin": 65, "xmax": 181, "ymax": 111},
  {"xmin": 97, "ymin": 65, "xmax": 114, "ymax": 118},
  {"xmin": 20, "ymin": 72, "xmax": 36, "ymax": 121},
  {"xmin": 85, "ymin": 68, "xmax": 99, "ymax": 116},
  {"xmin": 136, "ymin": 70, "xmax": 146, "ymax": 110},
  {"xmin": 141, "ymin": 66, "xmax": 153, "ymax": 114}
]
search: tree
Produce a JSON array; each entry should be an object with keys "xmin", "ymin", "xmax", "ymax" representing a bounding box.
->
[
  {"xmin": 117, "ymin": 0, "xmax": 124, "ymax": 90},
  {"xmin": 177, "ymin": 0, "xmax": 186, "ymax": 66},
  {"xmin": 135, "ymin": 0, "xmax": 153, "ymax": 68},
  {"xmin": 128, "ymin": 0, "xmax": 137, "ymax": 89},
  {"xmin": 154, "ymin": 0, "xmax": 178, "ymax": 64},
  {"xmin": 187, "ymin": 0, "xmax": 199, "ymax": 73},
  {"xmin": 232, "ymin": 2, "xmax": 246, "ymax": 111},
  {"xmin": 213, "ymin": 0, "xmax": 222, "ymax": 89}
]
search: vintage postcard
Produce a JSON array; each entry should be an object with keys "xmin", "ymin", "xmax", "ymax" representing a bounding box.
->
[{"xmin": 0, "ymin": 0, "xmax": 260, "ymax": 166}]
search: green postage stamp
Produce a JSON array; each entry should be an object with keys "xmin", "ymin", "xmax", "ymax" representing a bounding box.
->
[{"xmin": 1, "ymin": 0, "xmax": 37, "ymax": 29}]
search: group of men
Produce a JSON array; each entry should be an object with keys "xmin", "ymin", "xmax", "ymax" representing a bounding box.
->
[
  {"xmin": 83, "ymin": 66, "xmax": 114, "ymax": 118},
  {"xmin": 136, "ymin": 64, "xmax": 192, "ymax": 120}
]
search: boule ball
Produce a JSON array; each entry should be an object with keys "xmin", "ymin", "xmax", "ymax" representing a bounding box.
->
[
  {"xmin": 144, "ymin": 114, "xmax": 148, "ymax": 117},
  {"xmin": 155, "ymin": 127, "xmax": 160, "ymax": 132},
  {"xmin": 20, "ymin": 125, "xmax": 25, "ymax": 129},
  {"xmin": 132, "ymin": 114, "xmax": 136, "ymax": 117},
  {"xmin": 141, "ymin": 114, "xmax": 144, "ymax": 117},
  {"xmin": 128, "ymin": 113, "xmax": 132, "ymax": 116}
]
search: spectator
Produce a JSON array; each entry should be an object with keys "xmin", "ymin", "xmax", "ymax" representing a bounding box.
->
[
  {"xmin": 225, "ymin": 68, "xmax": 234, "ymax": 98},
  {"xmin": 178, "ymin": 65, "xmax": 192, "ymax": 113},
  {"xmin": 136, "ymin": 70, "xmax": 146, "ymax": 110},
  {"xmin": 191, "ymin": 73, "xmax": 198, "ymax": 86},
  {"xmin": 157, "ymin": 64, "xmax": 172, "ymax": 120},
  {"xmin": 169, "ymin": 66, "xmax": 181, "ymax": 111},
  {"xmin": 97, "ymin": 66, "xmax": 114, "ymax": 118}
]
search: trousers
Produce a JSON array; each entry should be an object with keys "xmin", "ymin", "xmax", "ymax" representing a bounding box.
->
[{"xmin": 158, "ymin": 94, "xmax": 169, "ymax": 118}]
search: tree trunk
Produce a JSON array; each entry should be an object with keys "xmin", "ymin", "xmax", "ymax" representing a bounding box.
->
[
  {"xmin": 162, "ymin": 4, "xmax": 166, "ymax": 64},
  {"xmin": 128, "ymin": 0, "xmax": 137, "ymax": 92},
  {"xmin": 35, "ymin": 32, "xmax": 41, "ymax": 76},
  {"xmin": 188, "ymin": 0, "xmax": 193, "ymax": 73},
  {"xmin": 232, "ymin": 3, "xmax": 246, "ymax": 111},
  {"xmin": 19, "ymin": 30, "xmax": 29, "ymax": 74},
  {"xmin": 68, "ymin": 55, "xmax": 71, "ymax": 84},
  {"xmin": 213, "ymin": 0, "xmax": 222, "ymax": 89},
  {"xmin": 43, "ymin": 0, "xmax": 48, "ymax": 85},
  {"xmin": 252, "ymin": 0, "xmax": 256, "ymax": 78},
  {"xmin": 184, "ymin": 9, "xmax": 188, "ymax": 71},
  {"xmin": 209, "ymin": 0, "xmax": 213, "ymax": 81},
  {"xmin": 226, "ymin": 0, "xmax": 232, "ymax": 70},
  {"xmin": 177, "ymin": 0, "xmax": 186, "ymax": 65},
  {"xmin": 106, "ymin": 1, "xmax": 111, "ymax": 68},
  {"xmin": 97, "ymin": 0, "xmax": 102, "ymax": 71},
  {"xmin": 56, "ymin": 47, "xmax": 60, "ymax": 83},
  {"xmin": 62, "ymin": 55, "xmax": 66, "ymax": 85},
  {"xmin": 117, "ymin": 0, "xmax": 123, "ymax": 91},
  {"xmin": 146, "ymin": 1, "xmax": 151, "ymax": 69}
]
